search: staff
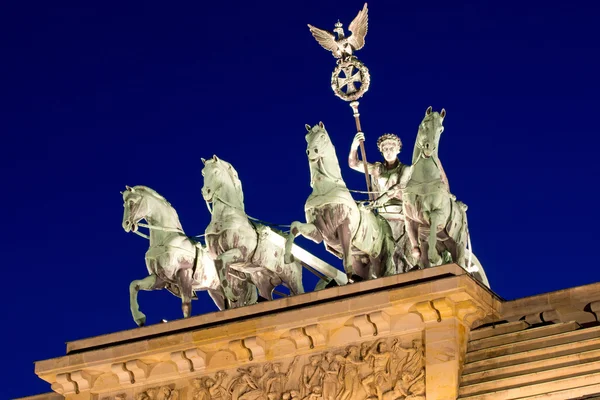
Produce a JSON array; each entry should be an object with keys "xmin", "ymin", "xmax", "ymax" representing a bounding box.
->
[{"xmin": 308, "ymin": 3, "xmax": 373, "ymax": 199}]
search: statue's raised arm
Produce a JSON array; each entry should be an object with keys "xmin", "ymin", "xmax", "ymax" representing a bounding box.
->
[{"xmin": 348, "ymin": 132, "xmax": 379, "ymax": 176}]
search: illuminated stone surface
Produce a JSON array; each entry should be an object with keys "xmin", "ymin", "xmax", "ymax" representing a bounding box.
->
[{"xmin": 17, "ymin": 264, "xmax": 600, "ymax": 400}]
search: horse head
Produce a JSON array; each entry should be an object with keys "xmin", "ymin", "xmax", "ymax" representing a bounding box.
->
[
  {"xmin": 122, "ymin": 185, "xmax": 152, "ymax": 233},
  {"xmin": 415, "ymin": 106, "xmax": 446, "ymax": 160},
  {"xmin": 305, "ymin": 121, "xmax": 335, "ymax": 162},
  {"xmin": 201, "ymin": 155, "xmax": 244, "ymax": 209},
  {"xmin": 122, "ymin": 185, "xmax": 179, "ymax": 233}
]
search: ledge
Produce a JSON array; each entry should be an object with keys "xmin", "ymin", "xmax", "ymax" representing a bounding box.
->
[{"xmin": 66, "ymin": 263, "xmax": 492, "ymax": 355}]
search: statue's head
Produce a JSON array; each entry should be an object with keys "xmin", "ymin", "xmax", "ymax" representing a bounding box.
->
[
  {"xmin": 205, "ymin": 378, "xmax": 215, "ymax": 388},
  {"xmin": 249, "ymin": 366, "xmax": 260, "ymax": 375},
  {"xmin": 417, "ymin": 106, "xmax": 446, "ymax": 158},
  {"xmin": 305, "ymin": 122, "xmax": 332, "ymax": 161},
  {"xmin": 201, "ymin": 155, "xmax": 244, "ymax": 206},
  {"xmin": 377, "ymin": 341, "xmax": 388, "ymax": 352},
  {"xmin": 377, "ymin": 133, "xmax": 402, "ymax": 163},
  {"xmin": 191, "ymin": 378, "xmax": 202, "ymax": 389},
  {"xmin": 402, "ymin": 371, "xmax": 414, "ymax": 383},
  {"xmin": 309, "ymin": 355, "xmax": 321, "ymax": 365},
  {"xmin": 272, "ymin": 363, "xmax": 281, "ymax": 373},
  {"xmin": 325, "ymin": 352, "xmax": 334, "ymax": 362}
]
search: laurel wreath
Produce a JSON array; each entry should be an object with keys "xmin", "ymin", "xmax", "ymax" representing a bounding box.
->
[{"xmin": 330, "ymin": 58, "xmax": 371, "ymax": 102}]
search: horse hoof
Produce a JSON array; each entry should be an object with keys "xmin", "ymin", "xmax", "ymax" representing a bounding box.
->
[
  {"xmin": 284, "ymin": 253, "xmax": 295, "ymax": 264},
  {"xmin": 182, "ymin": 303, "xmax": 191, "ymax": 318},
  {"xmin": 429, "ymin": 255, "xmax": 443, "ymax": 266},
  {"xmin": 135, "ymin": 315, "xmax": 146, "ymax": 327},
  {"xmin": 411, "ymin": 247, "xmax": 421, "ymax": 258},
  {"xmin": 346, "ymin": 272, "xmax": 354, "ymax": 284}
]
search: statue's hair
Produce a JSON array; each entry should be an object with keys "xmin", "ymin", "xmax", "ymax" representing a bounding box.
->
[{"xmin": 377, "ymin": 133, "xmax": 402, "ymax": 152}]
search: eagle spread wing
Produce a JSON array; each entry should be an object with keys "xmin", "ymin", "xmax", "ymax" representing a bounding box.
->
[
  {"xmin": 307, "ymin": 24, "xmax": 340, "ymax": 57},
  {"xmin": 348, "ymin": 3, "xmax": 368, "ymax": 51}
]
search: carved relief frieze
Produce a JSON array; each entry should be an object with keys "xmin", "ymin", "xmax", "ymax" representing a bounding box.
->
[
  {"xmin": 186, "ymin": 336, "xmax": 425, "ymax": 400},
  {"xmin": 136, "ymin": 386, "xmax": 179, "ymax": 400}
]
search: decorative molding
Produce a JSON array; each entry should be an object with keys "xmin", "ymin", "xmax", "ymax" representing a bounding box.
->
[
  {"xmin": 111, "ymin": 363, "xmax": 134, "ymax": 385},
  {"xmin": 590, "ymin": 301, "xmax": 600, "ymax": 321},
  {"xmin": 54, "ymin": 373, "xmax": 78, "ymax": 395},
  {"xmin": 432, "ymin": 298, "xmax": 455, "ymax": 320},
  {"xmin": 170, "ymin": 351, "xmax": 193, "ymax": 373},
  {"xmin": 523, "ymin": 313, "xmax": 544, "ymax": 325},
  {"xmin": 282, "ymin": 324, "xmax": 326, "ymax": 350},
  {"xmin": 70, "ymin": 370, "xmax": 93, "ymax": 392},
  {"xmin": 542, "ymin": 309, "xmax": 561, "ymax": 323},
  {"xmin": 282, "ymin": 327, "xmax": 313, "ymax": 350},
  {"xmin": 229, "ymin": 339, "xmax": 252, "ymax": 362},
  {"xmin": 456, "ymin": 300, "xmax": 487, "ymax": 327},
  {"xmin": 410, "ymin": 301, "xmax": 441, "ymax": 323},
  {"xmin": 111, "ymin": 360, "xmax": 148, "ymax": 384},
  {"xmin": 304, "ymin": 324, "xmax": 327, "ymax": 347},
  {"xmin": 350, "ymin": 314, "xmax": 377, "ymax": 336},
  {"xmin": 185, "ymin": 348, "xmax": 207, "ymax": 372},
  {"xmin": 367, "ymin": 311, "xmax": 390, "ymax": 336},
  {"xmin": 244, "ymin": 336, "xmax": 266, "ymax": 361},
  {"xmin": 126, "ymin": 359, "xmax": 149, "ymax": 383}
]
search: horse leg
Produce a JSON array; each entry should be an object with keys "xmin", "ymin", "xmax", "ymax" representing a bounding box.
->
[
  {"xmin": 253, "ymin": 271, "xmax": 276, "ymax": 300},
  {"xmin": 285, "ymin": 221, "xmax": 323, "ymax": 263},
  {"xmin": 129, "ymin": 274, "xmax": 158, "ymax": 327},
  {"xmin": 176, "ymin": 268, "xmax": 194, "ymax": 318},
  {"xmin": 286, "ymin": 261, "xmax": 305, "ymax": 295},
  {"xmin": 215, "ymin": 248, "xmax": 245, "ymax": 302},
  {"xmin": 405, "ymin": 218, "xmax": 421, "ymax": 261},
  {"xmin": 337, "ymin": 221, "xmax": 354, "ymax": 281},
  {"xmin": 428, "ymin": 210, "xmax": 444, "ymax": 266},
  {"xmin": 207, "ymin": 289, "xmax": 226, "ymax": 310}
]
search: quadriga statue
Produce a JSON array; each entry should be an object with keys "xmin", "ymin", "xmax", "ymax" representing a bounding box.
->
[
  {"xmin": 385, "ymin": 107, "xmax": 488, "ymax": 285},
  {"xmin": 201, "ymin": 155, "xmax": 305, "ymax": 302},
  {"xmin": 122, "ymin": 185, "xmax": 257, "ymax": 326},
  {"xmin": 285, "ymin": 122, "xmax": 397, "ymax": 282}
]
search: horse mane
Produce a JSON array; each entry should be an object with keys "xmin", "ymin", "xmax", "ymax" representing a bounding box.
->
[
  {"xmin": 214, "ymin": 159, "xmax": 245, "ymax": 204},
  {"xmin": 132, "ymin": 185, "xmax": 172, "ymax": 205},
  {"xmin": 131, "ymin": 185, "xmax": 182, "ymax": 225},
  {"xmin": 307, "ymin": 126, "xmax": 344, "ymax": 182},
  {"xmin": 412, "ymin": 112, "xmax": 443, "ymax": 164}
]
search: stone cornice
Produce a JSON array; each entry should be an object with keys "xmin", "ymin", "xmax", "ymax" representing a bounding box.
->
[{"xmin": 35, "ymin": 264, "xmax": 500, "ymax": 395}]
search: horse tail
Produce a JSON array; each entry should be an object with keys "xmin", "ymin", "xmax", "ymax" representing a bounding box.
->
[{"xmin": 455, "ymin": 200, "xmax": 469, "ymax": 267}]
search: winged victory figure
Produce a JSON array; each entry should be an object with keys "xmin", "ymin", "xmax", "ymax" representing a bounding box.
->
[{"xmin": 308, "ymin": 3, "xmax": 368, "ymax": 60}]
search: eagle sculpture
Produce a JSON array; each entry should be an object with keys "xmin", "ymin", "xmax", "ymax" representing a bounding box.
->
[{"xmin": 308, "ymin": 3, "xmax": 368, "ymax": 60}]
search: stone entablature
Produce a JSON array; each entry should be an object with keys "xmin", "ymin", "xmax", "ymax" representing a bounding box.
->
[
  {"xmin": 31, "ymin": 265, "xmax": 496, "ymax": 400},
  {"xmin": 25, "ymin": 266, "xmax": 600, "ymax": 400}
]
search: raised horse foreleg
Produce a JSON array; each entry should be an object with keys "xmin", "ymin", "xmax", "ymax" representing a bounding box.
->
[
  {"xmin": 129, "ymin": 274, "xmax": 159, "ymax": 327},
  {"xmin": 284, "ymin": 221, "xmax": 323, "ymax": 264}
]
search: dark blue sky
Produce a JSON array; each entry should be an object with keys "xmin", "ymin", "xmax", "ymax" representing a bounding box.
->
[{"xmin": 2, "ymin": 1, "xmax": 600, "ymax": 398}]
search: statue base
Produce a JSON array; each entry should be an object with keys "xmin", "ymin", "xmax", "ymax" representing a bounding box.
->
[{"xmin": 19, "ymin": 264, "xmax": 600, "ymax": 400}]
